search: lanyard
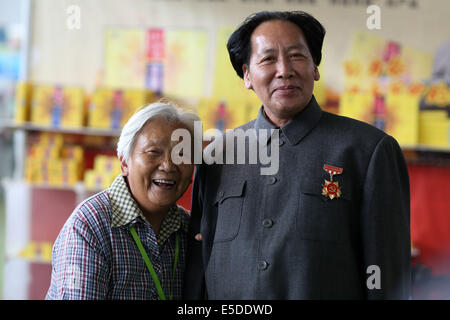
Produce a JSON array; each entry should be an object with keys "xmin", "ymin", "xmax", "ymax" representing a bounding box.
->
[{"xmin": 129, "ymin": 225, "xmax": 180, "ymax": 300}]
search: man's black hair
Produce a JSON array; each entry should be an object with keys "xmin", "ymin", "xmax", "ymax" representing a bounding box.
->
[{"xmin": 227, "ymin": 11, "xmax": 326, "ymax": 79}]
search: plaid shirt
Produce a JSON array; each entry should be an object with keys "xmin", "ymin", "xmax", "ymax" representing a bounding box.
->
[{"xmin": 46, "ymin": 175, "xmax": 189, "ymax": 300}]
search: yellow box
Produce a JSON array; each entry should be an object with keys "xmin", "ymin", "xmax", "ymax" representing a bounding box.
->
[
  {"xmin": 40, "ymin": 242, "xmax": 53, "ymax": 262},
  {"xmin": 19, "ymin": 242, "xmax": 37, "ymax": 260},
  {"xmin": 62, "ymin": 146, "xmax": 84, "ymax": 163},
  {"xmin": 34, "ymin": 160, "xmax": 50, "ymax": 184},
  {"xmin": 36, "ymin": 132, "xmax": 64, "ymax": 149},
  {"xmin": 88, "ymin": 88, "xmax": 150, "ymax": 129},
  {"xmin": 31, "ymin": 85, "xmax": 85, "ymax": 128},
  {"xmin": 94, "ymin": 155, "xmax": 120, "ymax": 174},
  {"xmin": 31, "ymin": 85, "xmax": 54, "ymax": 125},
  {"xmin": 419, "ymin": 110, "xmax": 449, "ymax": 148},
  {"xmin": 25, "ymin": 157, "xmax": 39, "ymax": 183},
  {"xmin": 339, "ymin": 91, "xmax": 374, "ymax": 124},
  {"xmin": 88, "ymin": 88, "xmax": 114, "ymax": 129},
  {"xmin": 14, "ymin": 82, "xmax": 32, "ymax": 122},
  {"xmin": 84, "ymin": 170, "xmax": 104, "ymax": 190},
  {"xmin": 386, "ymin": 92, "xmax": 419, "ymax": 147},
  {"xmin": 121, "ymin": 89, "xmax": 148, "ymax": 126},
  {"xmin": 48, "ymin": 159, "xmax": 62, "ymax": 186},
  {"xmin": 61, "ymin": 159, "xmax": 82, "ymax": 186},
  {"xmin": 61, "ymin": 87, "xmax": 86, "ymax": 128}
]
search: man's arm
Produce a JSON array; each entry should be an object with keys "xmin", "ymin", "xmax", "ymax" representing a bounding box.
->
[
  {"xmin": 183, "ymin": 164, "xmax": 207, "ymax": 299},
  {"xmin": 360, "ymin": 135, "xmax": 411, "ymax": 299},
  {"xmin": 46, "ymin": 216, "xmax": 110, "ymax": 300}
]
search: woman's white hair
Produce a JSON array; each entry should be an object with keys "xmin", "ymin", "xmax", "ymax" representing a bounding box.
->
[{"xmin": 117, "ymin": 100, "xmax": 200, "ymax": 163}]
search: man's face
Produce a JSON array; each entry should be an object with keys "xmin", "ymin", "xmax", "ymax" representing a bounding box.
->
[
  {"xmin": 121, "ymin": 117, "xmax": 194, "ymax": 214},
  {"xmin": 243, "ymin": 20, "xmax": 320, "ymax": 126}
]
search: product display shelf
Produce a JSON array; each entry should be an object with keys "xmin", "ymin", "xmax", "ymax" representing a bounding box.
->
[
  {"xmin": 0, "ymin": 119, "xmax": 121, "ymax": 137},
  {"xmin": 1, "ymin": 119, "xmax": 117, "ymax": 299}
]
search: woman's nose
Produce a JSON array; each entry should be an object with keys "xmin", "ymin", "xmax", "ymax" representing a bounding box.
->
[{"xmin": 158, "ymin": 153, "xmax": 177, "ymax": 172}]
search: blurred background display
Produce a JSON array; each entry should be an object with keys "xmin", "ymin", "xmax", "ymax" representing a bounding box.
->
[{"xmin": 0, "ymin": 0, "xmax": 449, "ymax": 300}]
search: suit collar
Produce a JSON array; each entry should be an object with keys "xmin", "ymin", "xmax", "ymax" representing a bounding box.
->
[{"xmin": 254, "ymin": 95, "xmax": 323, "ymax": 145}]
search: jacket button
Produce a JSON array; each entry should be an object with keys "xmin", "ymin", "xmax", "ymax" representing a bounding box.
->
[
  {"xmin": 258, "ymin": 260, "xmax": 269, "ymax": 270},
  {"xmin": 218, "ymin": 191, "xmax": 224, "ymax": 198},
  {"xmin": 262, "ymin": 219, "xmax": 273, "ymax": 228},
  {"xmin": 267, "ymin": 176, "xmax": 277, "ymax": 185}
]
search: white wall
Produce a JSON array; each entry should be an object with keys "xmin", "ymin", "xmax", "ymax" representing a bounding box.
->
[{"xmin": 28, "ymin": 0, "xmax": 450, "ymax": 93}]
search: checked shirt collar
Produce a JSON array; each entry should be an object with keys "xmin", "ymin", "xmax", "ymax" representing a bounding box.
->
[{"xmin": 109, "ymin": 174, "xmax": 187, "ymax": 245}]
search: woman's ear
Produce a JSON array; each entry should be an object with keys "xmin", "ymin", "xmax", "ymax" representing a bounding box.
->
[{"xmin": 120, "ymin": 157, "xmax": 129, "ymax": 176}]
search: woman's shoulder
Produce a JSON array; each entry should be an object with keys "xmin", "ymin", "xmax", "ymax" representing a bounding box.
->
[
  {"xmin": 176, "ymin": 205, "xmax": 190, "ymax": 232},
  {"xmin": 70, "ymin": 190, "xmax": 113, "ymax": 232}
]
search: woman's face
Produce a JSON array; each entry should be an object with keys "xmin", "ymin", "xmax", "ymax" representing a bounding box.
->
[{"xmin": 121, "ymin": 117, "xmax": 194, "ymax": 214}]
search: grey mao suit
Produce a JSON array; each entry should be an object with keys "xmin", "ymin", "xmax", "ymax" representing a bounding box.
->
[{"xmin": 184, "ymin": 96, "xmax": 411, "ymax": 299}]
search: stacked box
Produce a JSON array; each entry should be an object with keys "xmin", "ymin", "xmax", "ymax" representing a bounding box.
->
[
  {"xmin": 385, "ymin": 82, "xmax": 421, "ymax": 147},
  {"xmin": 30, "ymin": 85, "xmax": 53, "ymax": 125},
  {"xmin": 30, "ymin": 85, "xmax": 85, "ymax": 128},
  {"xmin": 25, "ymin": 133, "xmax": 84, "ymax": 186},
  {"xmin": 88, "ymin": 88, "xmax": 152, "ymax": 129},
  {"xmin": 84, "ymin": 155, "xmax": 121, "ymax": 190},
  {"xmin": 14, "ymin": 81, "xmax": 33, "ymax": 122},
  {"xmin": 418, "ymin": 83, "xmax": 450, "ymax": 149}
]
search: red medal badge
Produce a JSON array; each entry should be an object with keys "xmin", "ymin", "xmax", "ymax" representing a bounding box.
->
[{"xmin": 322, "ymin": 164, "xmax": 343, "ymax": 200}]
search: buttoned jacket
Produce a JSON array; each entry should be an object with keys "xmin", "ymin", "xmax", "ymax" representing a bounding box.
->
[{"xmin": 184, "ymin": 96, "xmax": 411, "ymax": 299}]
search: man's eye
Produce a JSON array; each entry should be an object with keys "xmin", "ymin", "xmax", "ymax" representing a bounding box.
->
[
  {"xmin": 291, "ymin": 52, "xmax": 308, "ymax": 60},
  {"xmin": 262, "ymin": 56, "xmax": 275, "ymax": 62}
]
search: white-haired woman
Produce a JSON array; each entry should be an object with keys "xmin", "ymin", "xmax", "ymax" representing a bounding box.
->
[{"xmin": 46, "ymin": 101, "xmax": 200, "ymax": 300}]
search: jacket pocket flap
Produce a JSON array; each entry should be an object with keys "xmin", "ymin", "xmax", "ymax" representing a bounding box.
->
[{"xmin": 215, "ymin": 180, "xmax": 247, "ymax": 204}]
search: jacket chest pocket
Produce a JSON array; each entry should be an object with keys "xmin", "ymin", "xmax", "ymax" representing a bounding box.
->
[
  {"xmin": 296, "ymin": 178, "xmax": 353, "ymax": 244},
  {"xmin": 213, "ymin": 180, "xmax": 246, "ymax": 243}
]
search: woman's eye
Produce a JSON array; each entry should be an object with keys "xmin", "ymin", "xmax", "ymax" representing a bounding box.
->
[{"xmin": 147, "ymin": 149, "xmax": 161, "ymax": 156}]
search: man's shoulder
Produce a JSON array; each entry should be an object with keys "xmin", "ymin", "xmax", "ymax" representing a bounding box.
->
[
  {"xmin": 320, "ymin": 111, "xmax": 388, "ymax": 142},
  {"xmin": 234, "ymin": 119, "xmax": 257, "ymax": 131},
  {"xmin": 202, "ymin": 119, "xmax": 257, "ymax": 158}
]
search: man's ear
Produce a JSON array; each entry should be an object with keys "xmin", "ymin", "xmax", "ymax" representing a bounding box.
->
[
  {"xmin": 120, "ymin": 157, "xmax": 129, "ymax": 176},
  {"xmin": 314, "ymin": 65, "xmax": 320, "ymax": 81},
  {"xmin": 243, "ymin": 64, "xmax": 253, "ymax": 90}
]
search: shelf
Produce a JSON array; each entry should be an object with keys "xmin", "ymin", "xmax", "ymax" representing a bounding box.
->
[
  {"xmin": 1, "ymin": 179, "xmax": 102, "ymax": 206},
  {"xmin": 27, "ymin": 181, "xmax": 100, "ymax": 193},
  {"xmin": 5, "ymin": 253, "xmax": 52, "ymax": 265},
  {"xmin": 0, "ymin": 119, "xmax": 121, "ymax": 137},
  {"xmin": 402, "ymin": 145, "xmax": 450, "ymax": 153}
]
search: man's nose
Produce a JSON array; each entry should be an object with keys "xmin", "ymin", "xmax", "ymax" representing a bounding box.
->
[{"xmin": 276, "ymin": 56, "xmax": 294, "ymax": 78}]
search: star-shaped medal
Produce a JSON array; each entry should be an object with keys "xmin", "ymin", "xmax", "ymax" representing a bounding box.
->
[
  {"xmin": 322, "ymin": 164, "xmax": 343, "ymax": 199},
  {"xmin": 322, "ymin": 179, "xmax": 342, "ymax": 199}
]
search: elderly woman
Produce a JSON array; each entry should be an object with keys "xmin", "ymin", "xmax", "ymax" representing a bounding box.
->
[{"xmin": 46, "ymin": 101, "xmax": 200, "ymax": 299}]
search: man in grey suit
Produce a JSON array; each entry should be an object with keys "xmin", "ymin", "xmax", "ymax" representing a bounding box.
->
[{"xmin": 184, "ymin": 11, "xmax": 411, "ymax": 299}]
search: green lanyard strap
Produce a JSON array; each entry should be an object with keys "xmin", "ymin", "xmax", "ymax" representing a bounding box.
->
[{"xmin": 129, "ymin": 225, "xmax": 180, "ymax": 300}]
